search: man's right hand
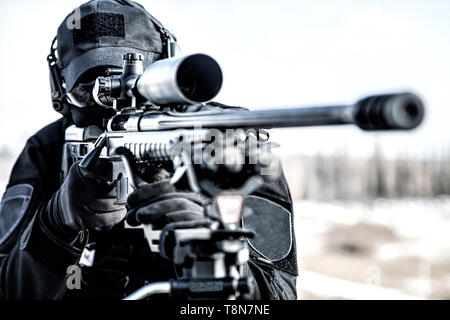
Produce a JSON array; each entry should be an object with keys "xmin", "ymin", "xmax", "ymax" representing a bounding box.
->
[{"xmin": 42, "ymin": 161, "xmax": 127, "ymax": 241}]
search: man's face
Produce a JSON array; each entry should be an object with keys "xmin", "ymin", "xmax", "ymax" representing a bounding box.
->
[{"xmin": 67, "ymin": 80, "xmax": 97, "ymax": 108}]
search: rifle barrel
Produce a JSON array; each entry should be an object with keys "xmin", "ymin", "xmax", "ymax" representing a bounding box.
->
[{"xmin": 135, "ymin": 92, "xmax": 424, "ymax": 132}]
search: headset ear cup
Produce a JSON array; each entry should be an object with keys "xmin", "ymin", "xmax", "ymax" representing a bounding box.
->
[
  {"xmin": 48, "ymin": 36, "xmax": 71, "ymax": 117},
  {"xmin": 52, "ymin": 99, "xmax": 71, "ymax": 117}
]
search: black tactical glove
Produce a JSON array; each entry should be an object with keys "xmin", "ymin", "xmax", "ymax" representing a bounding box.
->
[
  {"xmin": 42, "ymin": 161, "xmax": 127, "ymax": 241},
  {"xmin": 126, "ymin": 180, "xmax": 207, "ymax": 229}
]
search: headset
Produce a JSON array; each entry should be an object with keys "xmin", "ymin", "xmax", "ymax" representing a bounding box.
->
[
  {"xmin": 47, "ymin": 37, "xmax": 70, "ymax": 117},
  {"xmin": 47, "ymin": 3, "xmax": 179, "ymax": 117}
]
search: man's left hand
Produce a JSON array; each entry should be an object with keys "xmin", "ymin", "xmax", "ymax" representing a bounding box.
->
[{"xmin": 125, "ymin": 180, "xmax": 208, "ymax": 229}]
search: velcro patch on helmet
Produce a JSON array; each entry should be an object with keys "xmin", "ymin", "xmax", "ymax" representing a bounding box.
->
[
  {"xmin": 73, "ymin": 13, "xmax": 125, "ymax": 44},
  {"xmin": 242, "ymin": 196, "xmax": 292, "ymax": 262}
]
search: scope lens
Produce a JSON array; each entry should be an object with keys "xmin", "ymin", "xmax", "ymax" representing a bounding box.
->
[
  {"xmin": 176, "ymin": 54, "xmax": 223, "ymax": 102},
  {"xmin": 177, "ymin": 64, "xmax": 196, "ymax": 98}
]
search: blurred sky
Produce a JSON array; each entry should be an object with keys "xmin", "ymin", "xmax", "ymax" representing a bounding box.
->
[{"xmin": 0, "ymin": 0, "xmax": 449, "ymax": 159}]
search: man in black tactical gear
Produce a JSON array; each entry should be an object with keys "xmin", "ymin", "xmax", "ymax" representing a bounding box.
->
[{"xmin": 0, "ymin": 0, "xmax": 298, "ymax": 300}]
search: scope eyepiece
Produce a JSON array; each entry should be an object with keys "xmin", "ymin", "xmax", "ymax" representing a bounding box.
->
[{"xmin": 93, "ymin": 76, "xmax": 121, "ymax": 108}]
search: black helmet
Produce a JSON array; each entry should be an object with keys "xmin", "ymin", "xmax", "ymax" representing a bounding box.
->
[{"xmin": 48, "ymin": 0, "xmax": 175, "ymax": 116}]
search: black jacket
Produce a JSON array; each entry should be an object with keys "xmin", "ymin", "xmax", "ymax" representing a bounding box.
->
[{"xmin": 0, "ymin": 114, "xmax": 298, "ymax": 300}]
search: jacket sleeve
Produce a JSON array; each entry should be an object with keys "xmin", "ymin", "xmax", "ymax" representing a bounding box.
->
[{"xmin": 0, "ymin": 118, "xmax": 82, "ymax": 300}]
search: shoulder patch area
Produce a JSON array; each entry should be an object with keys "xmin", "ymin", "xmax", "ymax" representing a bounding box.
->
[
  {"xmin": 0, "ymin": 184, "xmax": 34, "ymax": 245},
  {"xmin": 242, "ymin": 195, "xmax": 292, "ymax": 262}
]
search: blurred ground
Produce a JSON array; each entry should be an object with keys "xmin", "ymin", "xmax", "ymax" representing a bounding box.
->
[{"xmin": 294, "ymin": 198, "xmax": 450, "ymax": 299}]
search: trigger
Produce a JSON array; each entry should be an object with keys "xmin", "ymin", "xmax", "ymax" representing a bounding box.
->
[{"xmin": 170, "ymin": 165, "xmax": 187, "ymax": 185}]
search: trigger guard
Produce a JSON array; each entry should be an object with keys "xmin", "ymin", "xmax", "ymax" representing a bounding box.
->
[{"xmin": 241, "ymin": 195, "xmax": 292, "ymax": 262}]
